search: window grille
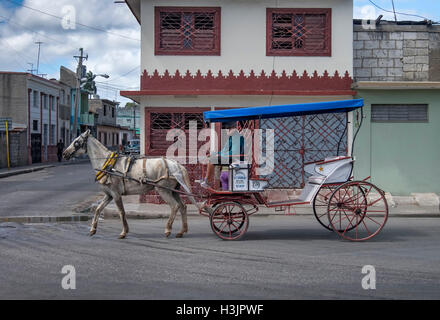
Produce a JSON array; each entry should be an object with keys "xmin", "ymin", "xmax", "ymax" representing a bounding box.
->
[
  {"xmin": 155, "ymin": 7, "xmax": 221, "ymax": 55},
  {"xmin": 267, "ymin": 8, "xmax": 331, "ymax": 56}
]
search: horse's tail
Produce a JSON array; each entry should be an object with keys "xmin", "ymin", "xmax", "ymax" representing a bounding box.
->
[
  {"xmin": 176, "ymin": 163, "xmax": 199, "ymax": 205},
  {"xmin": 174, "ymin": 162, "xmax": 213, "ymax": 214}
]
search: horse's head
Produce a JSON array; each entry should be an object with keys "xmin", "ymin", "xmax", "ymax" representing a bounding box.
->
[{"xmin": 63, "ymin": 130, "xmax": 91, "ymax": 160}]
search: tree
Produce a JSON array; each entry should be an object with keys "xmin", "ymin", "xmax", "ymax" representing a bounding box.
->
[
  {"xmin": 124, "ymin": 102, "xmax": 139, "ymax": 109},
  {"xmin": 81, "ymin": 71, "xmax": 97, "ymax": 95}
]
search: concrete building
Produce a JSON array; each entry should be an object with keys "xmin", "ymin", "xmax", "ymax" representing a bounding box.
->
[
  {"xmin": 122, "ymin": 0, "xmax": 356, "ymax": 193},
  {"xmin": 116, "ymin": 106, "xmax": 140, "ymax": 138},
  {"xmin": 353, "ymin": 20, "xmax": 440, "ymax": 195},
  {"xmin": 0, "ymin": 72, "xmax": 62, "ymax": 165},
  {"xmin": 90, "ymin": 98, "xmax": 122, "ymax": 151},
  {"xmin": 59, "ymin": 66, "xmax": 91, "ymax": 138}
]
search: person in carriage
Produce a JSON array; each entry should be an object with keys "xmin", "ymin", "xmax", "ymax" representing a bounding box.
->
[{"xmin": 201, "ymin": 121, "xmax": 245, "ymax": 190}]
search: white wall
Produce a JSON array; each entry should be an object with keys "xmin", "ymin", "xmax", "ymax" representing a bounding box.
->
[{"xmin": 140, "ymin": 0, "xmax": 353, "ymax": 76}]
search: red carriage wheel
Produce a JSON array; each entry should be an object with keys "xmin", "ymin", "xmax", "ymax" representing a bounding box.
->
[
  {"xmin": 210, "ymin": 202, "xmax": 249, "ymax": 240},
  {"xmin": 313, "ymin": 185, "xmax": 337, "ymax": 231},
  {"xmin": 327, "ymin": 181, "xmax": 388, "ymax": 241},
  {"xmin": 314, "ymin": 184, "xmax": 366, "ymax": 233}
]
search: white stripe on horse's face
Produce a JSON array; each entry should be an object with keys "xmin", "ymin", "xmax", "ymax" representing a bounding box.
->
[{"xmin": 63, "ymin": 132, "xmax": 88, "ymax": 160}]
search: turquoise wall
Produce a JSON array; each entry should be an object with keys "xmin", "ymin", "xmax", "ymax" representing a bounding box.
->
[{"xmin": 354, "ymin": 90, "xmax": 440, "ymax": 195}]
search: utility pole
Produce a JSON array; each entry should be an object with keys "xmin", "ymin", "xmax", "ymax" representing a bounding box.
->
[
  {"xmin": 35, "ymin": 41, "xmax": 43, "ymax": 75},
  {"xmin": 133, "ymin": 107, "xmax": 136, "ymax": 137},
  {"xmin": 72, "ymin": 48, "xmax": 88, "ymax": 137}
]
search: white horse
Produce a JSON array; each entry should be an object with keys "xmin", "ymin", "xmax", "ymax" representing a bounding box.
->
[{"xmin": 63, "ymin": 130, "xmax": 201, "ymax": 239}]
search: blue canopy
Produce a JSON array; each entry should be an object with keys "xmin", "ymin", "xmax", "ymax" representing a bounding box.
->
[{"xmin": 204, "ymin": 99, "xmax": 364, "ymax": 123}]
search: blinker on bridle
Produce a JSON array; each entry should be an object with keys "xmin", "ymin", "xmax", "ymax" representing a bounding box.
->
[{"xmin": 74, "ymin": 135, "xmax": 88, "ymax": 153}]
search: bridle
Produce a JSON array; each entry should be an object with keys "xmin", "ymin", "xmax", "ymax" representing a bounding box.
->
[{"xmin": 73, "ymin": 135, "xmax": 88, "ymax": 154}]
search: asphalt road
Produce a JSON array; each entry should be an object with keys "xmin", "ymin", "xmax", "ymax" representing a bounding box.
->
[
  {"xmin": 0, "ymin": 216, "xmax": 439, "ymax": 299},
  {"xmin": 0, "ymin": 163, "xmax": 98, "ymax": 217}
]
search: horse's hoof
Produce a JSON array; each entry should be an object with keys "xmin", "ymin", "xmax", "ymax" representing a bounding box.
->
[
  {"xmin": 165, "ymin": 232, "xmax": 171, "ymax": 238},
  {"xmin": 118, "ymin": 234, "xmax": 126, "ymax": 239},
  {"xmin": 89, "ymin": 230, "xmax": 96, "ymax": 236},
  {"xmin": 176, "ymin": 233, "xmax": 183, "ymax": 238}
]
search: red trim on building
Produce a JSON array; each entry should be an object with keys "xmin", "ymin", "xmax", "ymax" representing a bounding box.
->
[
  {"xmin": 155, "ymin": 7, "xmax": 221, "ymax": 56},
  {"xmin": 266, "ymin": 8, "xmax": 332, "ymax": 57},
  {"xmin": 121, "ymin": 69, "xmax": 355, "ymax": 97}
]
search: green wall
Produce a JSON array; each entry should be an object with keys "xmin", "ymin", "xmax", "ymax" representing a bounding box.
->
[{"xmin": 354, "ymin": 90, "xmax": 440, "ymax": 195}]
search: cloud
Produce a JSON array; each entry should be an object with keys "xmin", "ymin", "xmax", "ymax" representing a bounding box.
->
[{"xmin": 0, "ymin": 0, "xmax": 140, "ymax": 105}]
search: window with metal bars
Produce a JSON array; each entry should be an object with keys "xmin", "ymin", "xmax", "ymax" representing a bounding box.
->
[
  {"xmin": 155, "ymin": 7, "xmax": 221, "ymax": 55},
  {"xmin": 267, "ymin": 8, "xmax": 331, "ymax": 56},
  {"xmin": 371, "ymin": 104, "xmax": 428, "ymax": 122}
]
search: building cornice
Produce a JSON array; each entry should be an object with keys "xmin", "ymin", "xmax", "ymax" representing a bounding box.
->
[
  {"xmin": 353, "ymin": 81, "xmax": 440, "ymax": 90},
  {"xmin": 121, "ymin": 69, "xmax": 355, "ymax": 98}
]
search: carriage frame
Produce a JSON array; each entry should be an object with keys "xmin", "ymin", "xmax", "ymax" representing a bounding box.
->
[{"xmin": 199, "ymin": 99, "xmax": 389, "ymax": 241}]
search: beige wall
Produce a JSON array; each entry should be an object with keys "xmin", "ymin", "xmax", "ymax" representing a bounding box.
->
[{"xmin": 140, "ymin": 0, "xmax": 354, "ymax": 76}]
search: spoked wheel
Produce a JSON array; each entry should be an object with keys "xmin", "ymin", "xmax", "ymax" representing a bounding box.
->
[
  {"xmin": 327, "ymin": 181, "xmax": 388, "ymax": 241},
  {"xmin": 313, "ymin": 185, "xmax": 337, "ymax": 231},
  {"xmin": 210, "ymin": 202, "xmax": 249, "ymax": 240},
  {"xmin": 314, "ymin": 184, "xmax": 366, "ymax": 233}
]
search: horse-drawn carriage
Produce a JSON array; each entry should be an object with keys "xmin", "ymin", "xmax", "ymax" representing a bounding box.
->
[
  {"xmin": 198, "ymin": 99, "xmax": 388, "ymax": 241},
  {"xmin": 64, "ymin": 99, "xmax": 388, "ymax": 241}
]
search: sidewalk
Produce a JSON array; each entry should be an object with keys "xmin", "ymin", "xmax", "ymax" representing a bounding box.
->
[
  {"xmin": 0, "ymin": 158, "xmax": 89, "ymax": 179},
  {"xmin": 102, "ymin": 195, "xmax": 440, "ymax": 219}
]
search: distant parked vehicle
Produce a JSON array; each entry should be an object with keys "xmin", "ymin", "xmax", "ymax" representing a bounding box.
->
[{"xmin": 124, "ymin": 139, "xmax": 140, "ymax": 155}]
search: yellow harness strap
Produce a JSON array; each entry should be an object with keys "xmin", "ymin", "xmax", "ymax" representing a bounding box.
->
[{"xmin": 96, "ymin": 152, "xmax": 118, "ymax": 181}]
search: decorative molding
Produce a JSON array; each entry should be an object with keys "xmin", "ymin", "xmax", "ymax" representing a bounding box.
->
[{"xmin": 122, "ymin": 69, "xmax": 355, "ymax": 97}]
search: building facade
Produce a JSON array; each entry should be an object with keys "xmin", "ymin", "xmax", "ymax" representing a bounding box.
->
[
  {"xmin": 0, "ymin": 72, "xmax": 62, "ymax": 165},
  {"xmin": 91, "ymin": 98, "xmax": 122, "ymax": 151},
  {"xmin": 122, "ymin": 0, "xmax": 356, "ymax": 193},
  {"xmin": 116, "ymin": 106, "xmax": 140, "ymax": 138},
  {"xmin": 353, "ymin": 21, "xmax": 440, "ymax": 195}
]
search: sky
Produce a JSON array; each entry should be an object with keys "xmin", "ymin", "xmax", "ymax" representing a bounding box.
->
[{"xmin": 0, "ymin": 0, "xmax": 439, "ymax": 106}]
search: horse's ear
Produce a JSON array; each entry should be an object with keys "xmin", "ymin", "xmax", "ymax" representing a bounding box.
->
[{"xmin": 85, "ymin": 129, "xmax": 91, "ymax": 136}]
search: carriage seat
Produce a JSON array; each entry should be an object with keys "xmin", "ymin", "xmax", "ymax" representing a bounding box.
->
[{"xmin": 308, "ymin": 175, "xmax": 326, "ymax": 185}]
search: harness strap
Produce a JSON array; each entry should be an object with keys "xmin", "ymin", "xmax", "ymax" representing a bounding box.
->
[
  {"xmin": 96, "ymin": 152, "xmax": 118, "ymax": 181},
  {"xmin": 140, "ymin": 157, "xmax": 176, "ymax": 185}
]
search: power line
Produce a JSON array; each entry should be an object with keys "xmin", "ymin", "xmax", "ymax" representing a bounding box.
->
[
  {"xmin": 4, "ymin": 0, "xmax": 140, "ymax": 42},
  {"xmin": 103, "ymin": 65, "xmax": 140, "ymax": 83},
  {"xmin": 367, "ymin": 0, "xmax": 434, "ymax": 21},
  {"xmin": 0, "ymin": 14, "xmax": 65, "ymax": 44}
]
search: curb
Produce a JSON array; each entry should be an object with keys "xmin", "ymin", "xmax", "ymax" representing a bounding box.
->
[
  {"xmin": 0, "ymin": 159, "xmax": 89, "ymax": 179},
  {"xmin": 0, "ymin": 165, "xmax": 54, "ymax": 178},
  {"xmin": 0, "ymin": 215, "xmax": 90, "ymax": 224}
]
